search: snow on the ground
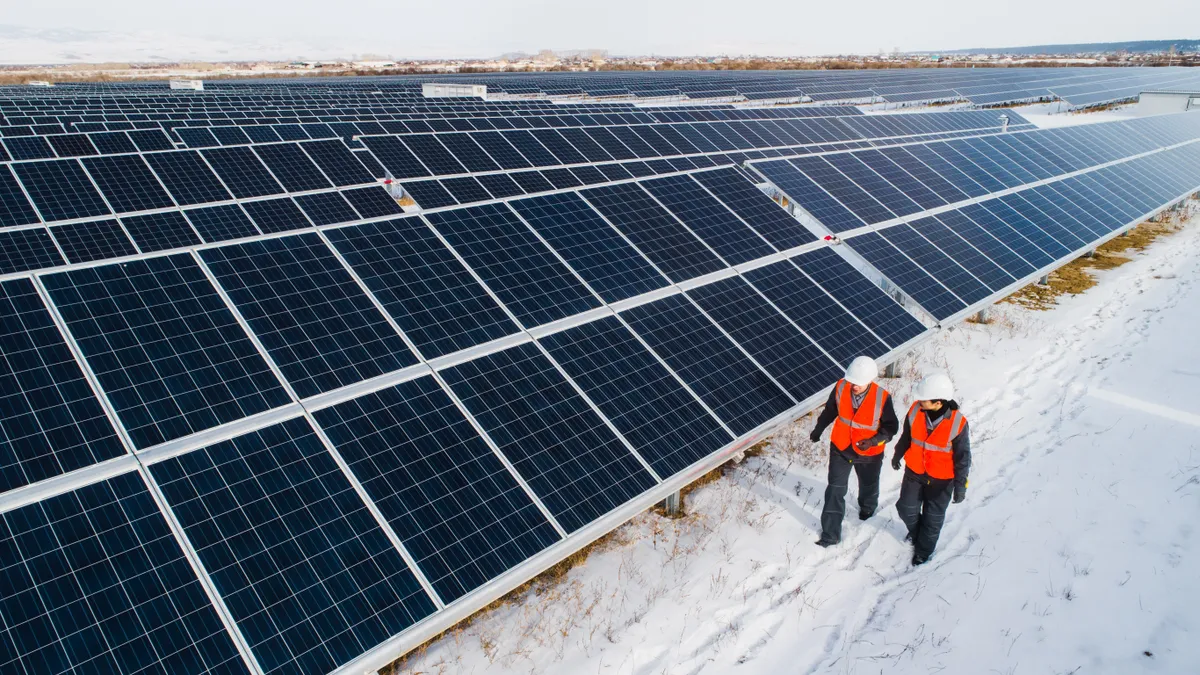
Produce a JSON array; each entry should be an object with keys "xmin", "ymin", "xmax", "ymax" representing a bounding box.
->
[
  {"xmin": 395, "ymin": 202, "xmax": 1200, "ymax": 675},
  {"xmin": 1017, "ymin": 102, "xmax": 1141, "ymax": 129}
]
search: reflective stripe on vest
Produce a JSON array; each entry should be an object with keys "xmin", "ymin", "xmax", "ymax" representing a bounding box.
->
[
  {"xmin": 830, "ymin": 380, "xmax": 886, "ymax": 454},
  {"xmin": 904, "ymin": 404, "xmax": 966, "ymax": 480}
]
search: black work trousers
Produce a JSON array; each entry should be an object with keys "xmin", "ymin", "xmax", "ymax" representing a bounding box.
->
[
  {"xmin": 820, "ymin": 444, "xmax": 882, "ymax": 543},
  {"xmin": 896, "ymin": 468, "xmax": 955, "ymax": 560}
]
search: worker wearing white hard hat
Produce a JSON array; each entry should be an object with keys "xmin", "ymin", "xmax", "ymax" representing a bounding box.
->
[
  {"xmin": 891, "ymin": 372, "xmax": 972, "ymax": 566},
  {"xmin": 810, "ymin": 356, "xmax": 899, "ymax": 547}
]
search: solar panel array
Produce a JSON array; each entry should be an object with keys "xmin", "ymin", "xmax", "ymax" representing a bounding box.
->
[
  {"xmin": 751, "ymin": 113, "xmax": 1200, "ymax": 322},
  {"xmin": 2, "ymin": 70, "xmax": 1198, "ymax": 675}
]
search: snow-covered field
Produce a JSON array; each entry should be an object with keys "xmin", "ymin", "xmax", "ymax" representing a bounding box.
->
[{"xmin": 394, "ymin": 202, "xmax": 1200, "ymax": 675}]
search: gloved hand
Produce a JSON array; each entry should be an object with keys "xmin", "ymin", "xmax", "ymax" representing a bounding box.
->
[
  {"xmin": 809, "ymin": 428, "xmax": 821, "ymax": 443},
  {"xmin": 891, "ymin": 455, "xmax": 902, "ymax": 471},
  {"xmin": 855, "ymin": 436, "xmax": 882, "ymax": 453},
  {"xmin": 953, "ymin": 485, "xmax": 966, "ymax": 503}
]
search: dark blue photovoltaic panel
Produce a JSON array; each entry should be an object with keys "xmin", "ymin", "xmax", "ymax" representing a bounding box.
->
[
  {"xmin": 252, "ymin": 143, "xmax": 333, "ymax": 192},
  {"xmin": 151, "ymin": 417, "xmax": 436, "ymax": 675},
  {"xmin": 401, "ymin": 180, "xmax": 458, "ymax": 209},
  {"xmin": 436, "ymin": 133, "xmax": 502, "ymax": 173},
  {"xmin": 845, "ymin": 231, "xmax": 967, "ymax": 320},
  {"xmin": 361, "ymin": 136, "xmax": 432, "ymax": 179},
  {"xmin": 793, "ymin": 247, "xmax": 926, "ymax": 347},
  {"xmin": 476, "ymin": 173, "xmax": 526, "ymax": 199},
  {"xmin": 13, "ymin": 160, "xmax": 112, "ymax": 222},
  {"xmin": 690, "ymin": 168, "xmax": 816, "ymax": 250},
  {"xmin": 402, "ymin": 135, "xmax": 467, "ymax": 176},
  {"xmin": 879, "ymin": 224, "xmax": 993, "ymax": 302},
  {"xmin": 688, "ymin": 276, "xmax": 841, "ymax": 402},
  {"xmin": 753, "ymin": 159, "xmax": 865, "ymax": 233},
  {"xmin": 540, "ymin": 168, "xmax": 583, "ymax": 190},
  {"xmin": 0, "ymin": 472, "xmax": 250, "ymax": 675},
  {"xmin": 3, "ymin": 136, "xmax": 55, "ymax": 160},
  {"xmin": 314, "ymin": 376, "xmax": 560, "ymax": 603},
  {"xmin": 441, "ymin": 176, "xmax": 493, "ymax": 204},
  {"xmin": 0, "ymin": 166, "xmax": 41, "ymax": 228},
  {"xmin": 993, "ymin": 194, "xmax": 1082, "ymax": 254},
  {"xmin": 502, "ymin": 130, "xmax": 559, "ymax": 167},
  {"xmin": 201, "ymin": 233, "xmax": 416, "ymax": 399},
  {"xmin": 641, "ymin": 174, "xmax": 774, "ymax": 265},
  {"xmin": 120, "ymin": 211, "xmax": 201, "ymax": 252},
  {"xmin": 301, "ymin": 140, "xmax": 376, "ymax": 187},
  {"xmin": 932, "ymin": 210, "xmax": 1037, "ymax": 279},
  {"xmin": 426, "ymin": 203, "xmax": 601, "ymax": 326},
  {"xmin": 242, "ymin": 197, "xmax": 311, "ymax": 234},
  {"xmin": 541, "ymin": 316, "xmax": 733, "ymax": 478},
  {"xmin": 0, "ymin": 227, "xmax": 64, "ymax": 274},
  {"xmin": 51, "ymin": 219, "xmax": 138, "ymax": 263},
  {"xmin": 0, "ymin": 279, "xmax": 125, "ymax": 493},
  {"xmin": 128, "ymin": 128, "xmax": 174, "ymax": 152},
  {"xmin": 81, "ymin": 155, "xmax": 176, "ymax": 214},
  {"xmin": 960, "ymin": 202, "xmax": 1058, "ymax": 268},
  {"xmin": 470, "ymin": 132, "xmax": 532, "ymax": 170},
  {"xmin": 790, "ymin": 156, "xmax": 894, "ymax": 225},
  {"xmin": 744, "ymin": 260, "xmax": 888, "ymax": 365},
  {"xmin": 510, "ymin": 193, "xmax": 668, "ymax": 303},
  {"xmin": 326, "ymin": 217, "xmax": 519, "ymax": 359},
  {"xmin": 42, "ymin": 254, "xmax": 290, "ymax": 449},
  {"xmin": 145, "ymin": 151, "xmax": 234, "ymax": 206},
  {"xmin": 509, "ymin": 171, "xmax": 556, "ymax": 194},
  {"xmin": 294, "ymin": 191, "xmax": 360, "ymax": 226},
  {"xmin": 621, "ymin": 294, "xmax": 794, "ymax": 436},
  {"xmin": 201, "ymin": 147, "xmax": 284, "ymax": 199},
  {"xmin": 908, "ymin": 216, "xmax": 1016, "ymax": 291},
  {"xmin": 185, "ymin": 204, "xmax": 261, "ymax": 243},
  {"xmin": 530, "ymin": 129, "xmax": 588, "ymax": 165},
  {"xmin": 823, "ymin": 153, "xmax": 924, "ymax": 218},
  {"xmin": 343, "ymin": 186, "xmax": 404, "ymax": 219},
  {"xmin": 853, "ymin": 149, "xmax": 947, "ymax": 210},
  {"xmin": 582, "ymin": 183, "xmax": 725, "ymax": 282},
  {"xmin": 878, "ymin": 146, "xmax": 971, "ymax": 204}
]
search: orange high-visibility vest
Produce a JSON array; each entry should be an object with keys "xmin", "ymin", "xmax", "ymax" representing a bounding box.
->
[
  {"xmin": 830, "ymin": 380, "xmax": 888, "ymax": 455},
  {"xmin": 903, "ymin": 403, "xmax": 966, "ymax": 480}
]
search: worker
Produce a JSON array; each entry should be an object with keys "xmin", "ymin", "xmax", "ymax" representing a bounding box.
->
[
  {"xmin": 891, "ymin": 372, "xmax": 971, "ymax": 566},
  {"xmin": 809, "ymin": 356, "xmax": 898, "ymax": 547}
]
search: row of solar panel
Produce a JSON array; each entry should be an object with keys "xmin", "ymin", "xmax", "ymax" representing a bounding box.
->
[
  {"xmin": 359, "ymin": 111, "xmax": 1024, "ymax": 182},
  {"xmin": 752, "ymin": 114, "xmax": 1200, "ymax": 233},
  {"xmin": 1, "ymin": 105, "xmax": 866, "ymax": 139},
  {"xmin": 840, "ymin": 142, "xmax": 1200, "ymax": 320},
  {"xmin": 0, "ymin": 214, "xmax": 925, "ymax": 675},
  {"xmin": 0, "ymin": 139, "xmax": 382, "ymax": 229},
  {"xmin": 0, "ymin": 128, "xmax": 175, "ymax": 160}
]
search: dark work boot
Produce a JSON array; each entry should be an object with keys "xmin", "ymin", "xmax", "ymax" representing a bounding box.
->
[
  {"xmin": 859, "ymin": 509, "xmax": 874, "ymax": 521},
  {"xmin": 816, "ymin": 536, "xmax": 838, "ymax": 547},
  {"xmin": 912, "ymin": 551, "xmax": 929, "ymax": 566}
]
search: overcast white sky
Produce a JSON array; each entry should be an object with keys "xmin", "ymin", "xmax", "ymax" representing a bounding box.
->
[{"xmin": 5, "ymin": 0, "xmax": 1195, "ymax": 58}]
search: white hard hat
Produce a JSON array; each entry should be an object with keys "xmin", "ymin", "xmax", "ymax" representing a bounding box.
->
[
  {"xmin": 844, "ymin": 356, "xmax": 878, "ymax": 387},
  {"xmin": 914, "ymin": 372, "xmax": 954, "ymax": 401}
]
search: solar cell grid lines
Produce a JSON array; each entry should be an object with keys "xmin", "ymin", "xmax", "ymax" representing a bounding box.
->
[
  {"xmin": 41, "ymin": 253, "xmax": 291, "ymax": 449},
  {"xmin": 199, "ymin": 232, "xmax": 417, "ymax": 399}
]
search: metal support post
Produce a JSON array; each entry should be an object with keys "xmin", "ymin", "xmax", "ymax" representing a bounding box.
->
[
  {"xmin": 884, "ymin": 361, "xmax": 898, "ymax": 379},
  {"xmin": 1038, "ymin": 274, "xmax": 1050, "ymax": 286},
  {"xmin": 662, "ymin": 491, "xmax": 682, "ymax": 517},
  {"xmin": 974, "ymin": 306, "xmax": 991, "ymax": 323}
]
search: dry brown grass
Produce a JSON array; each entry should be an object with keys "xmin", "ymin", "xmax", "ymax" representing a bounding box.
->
[{"xmin": 1003, "ymin": 209, "xmax": 1190, "ymax": 310}]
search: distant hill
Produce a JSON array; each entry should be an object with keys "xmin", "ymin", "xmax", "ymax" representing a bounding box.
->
[{"xmin": 941, "ymin": 39, "xmax": 1200, "ymax": 55}]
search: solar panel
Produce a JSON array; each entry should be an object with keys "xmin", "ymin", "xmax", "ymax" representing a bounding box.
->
[
  {"xmin": 441, "ymin": 176, "xmax": 493, "ymax": 204},
  {"xmin": 50, "ymin": 219, "xmax": 138, "ymax": 263},
  {"xmin": 742, "ymin": 260, "xmax": 888, "ymax": 364},
  {"xmin": 0, "ymin": 471, "xmax": 251, "ymax": 675},
  {"xmin": 3, "ymin": 136, "xmax": 55, "ymax": 160},
  {"xmin": 0, "ymin": 278, "xmax": 126, "ymax": 493},
  {"xmin": 689, "ymin": 169, "xmax": 817, "ymax": 250},
  {"xmin": 0, "ymin": 166, "xmax": 41, "ymax": 227},
  {"xmin": 435, "ymin": 133, "xmax": 502, "ymax": 173},
  {"xmin": 199, "ymin": 233, "xmax": 417, "ymax": 398},
  {"xmin": 401, "ymin": 135, "xmax": 467, "ymax": 176},
  {"xmin": 401, "ymin": 180, "xmax": 457, "ymax": 209},
  {"xmin": 508, "ymin": 171, "xmax": 555, "ymax": 194},
  {"xmin": 301, "ymin": 140, "xmax": 376, "ymax": 186},
  {"xmin": 440, "ymin": 342, "xmax": 657, "ymax": 532},
  {"xmin": 620, "ymin": 294, "xmax": 794, "ymax": 436},
  {"xmin": 687, "ymin": 276, "xmax": 842, "ymax": 401},
  {"xmin": 360, "ymin": 136, "xmax": 431, "ymax": 179},
  {"xmin": 540, "ymin": 315, "xmax": 733, "ymax": 477},
  {"xmin": 343, "ymin": 186, "xmax": 404, "ymax": 219},
  {"xmin": 149, "ymin": 417, "xmax": 437, "ymax": 675},
  {"xmin": 120, "ymin": 211, "xmax": 202, "ymax": 252},
  {"xmin": 476, "ymin": 173, "xmax": 526, "ymax": 199},
  {"xmin": 81, "ymin": 155, "xmax": 176, "ymax": 214},
  {"xmin": 145, "ymin": 151, "xmax": 234, "ymax": 206},
  {"xmin": 641, "ymin": 174, "xmax": 775, "ymax": 265},
  {"xmin": 843, "ymin": 231, "xmax": 967, "ymax": 321},
  {"xmin": 793, "ymin": 247, "xmax": 926, "ymax": 347},
  {"xmin": 313, "ymin": 375, "xmax": 561, "ymax": 603},
  {"xmin": 201, "ymin": 147, "xmax": 285, "ymax": 199},
  {"xmin": 252, "ymin": 143, "xmax": 333, "ymax": 192},
  {"xmin": 752, "ymin": 160, "xmax": 865, "ymax": 234},
  {"xmin": 325, "ymin": 216, "xmax": 520, "ymax": 359},
  {"xmin": 13, "ymin": 160, "xmax": 112, "ymax": 222},
  {"xmin": 41, "ymin": 254, "xmax": 291, "ymax": 449},
  {"xmin": 509, "ymin": 192, "xmax": 668, "ymax": 303},
  {"xmin": 425, "ymin": 203, "xmax": 601, "ymax": 327},
  {"xmin": 241, "ymin": 197, "xmax": 312, "ymax": 234},
  {"xmin": 582, "ymin": 183, "xmax": 725, "ymax": 282},
  {"xmin": 294, "ymin": 191, "xmax": 360, "ymax": 226},
  {"xmin": 184, "ymin": 204, "xmax": 261, "ymax": 243},
  {"xmin": 0, "ymin": 227, "xmax": 64, "ymax": 274}
]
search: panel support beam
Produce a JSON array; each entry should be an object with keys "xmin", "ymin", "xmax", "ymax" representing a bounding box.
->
[{"xmin": 662, "ymin": 491, "xmax": 683, "ymax": 517}]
